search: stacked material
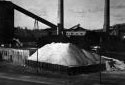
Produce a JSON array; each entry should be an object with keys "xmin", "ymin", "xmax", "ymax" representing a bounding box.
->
[{"xmin": 28, "ymin": 43, "xmax": 101, "ymax": 67}]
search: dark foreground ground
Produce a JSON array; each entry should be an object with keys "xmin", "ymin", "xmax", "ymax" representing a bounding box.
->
[
  {"xmin": 0, "ymin": 77, "xmax": 47, "ymax": 85},
  {"xmin": 0, "ymin": 62, "xmax": 125, "ymax": 85},
  {"xmin": 0, "ymin": 62, "xmax": 100, "ymax": 85},
  {"xmin": 1, "ymin": 71, "xmax": 125, "ymax": 85}
]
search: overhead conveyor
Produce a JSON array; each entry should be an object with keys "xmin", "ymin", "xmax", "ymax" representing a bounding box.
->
[
  {"xmin": 0, "ymin": 1, "xmax": 57, "ymax": 43},
  {"xmin": 10, "ymin": 2, "xmax": 57, "ymax": 28}
]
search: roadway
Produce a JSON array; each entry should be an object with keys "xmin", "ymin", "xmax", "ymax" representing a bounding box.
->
[
  {"xmin": 0, "ymin": 62, "xmax": 125, "ymax": 85},
  {"xmin": 0, "ymin": 72, "xmax": 100, "ymax": 85},
  {"xmin": 0, "ymin": 78, "xmax": 47, "ymax": 85},
  {"xmin": 1, "ymin": 71, "xmax": 125, "ymax": 85},
  {"xmin": 0, "ymin": 72, "xmax": 66, "ymax": 85}
]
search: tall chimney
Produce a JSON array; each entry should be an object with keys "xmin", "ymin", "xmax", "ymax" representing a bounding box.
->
[
  {"xmin": 57, "ymin": 0, "xmax": 64, "ymax": 35},
  {"xmin": 103, "ymin": 0, "xmax": 110, "ymax": 33}
]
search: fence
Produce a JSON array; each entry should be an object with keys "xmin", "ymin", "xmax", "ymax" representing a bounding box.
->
[
  {"xmin": 0, "ymin": 48, "xmax": 30, "ymax": 66},
  {"xmin": 0, "ymin": 47, "xmax": 106, "ymax": 75},
  {"xmin": 25, "ymin": 60, "xmax": 106, "ymax": 75}
]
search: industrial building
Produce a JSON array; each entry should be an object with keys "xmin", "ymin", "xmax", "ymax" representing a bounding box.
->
[{"xmin": 65, "ymin": 24, "xmax": 87, "ymax": 36}]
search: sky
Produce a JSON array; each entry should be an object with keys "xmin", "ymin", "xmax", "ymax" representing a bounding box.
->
[{"xmin": 8, "ymin": 0, "xmax": 125, "ymax": 30}]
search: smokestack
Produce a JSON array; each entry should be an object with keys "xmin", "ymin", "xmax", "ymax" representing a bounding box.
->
[
  {"xmin": 103, "ymin": 0, "xmax": 110, "ymax": 33},
  {"xmin": 57, "ymin": 0, "xmax": 64, "ymax": 35}
]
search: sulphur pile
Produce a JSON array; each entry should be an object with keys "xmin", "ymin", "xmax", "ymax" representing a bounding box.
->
[
  {"xmin": 28, "ymin": 43, "xmax": 125, "ymax": 71},
  {"xmin": 28, "ymin": 43, "xmax": 101, "ymax": 67}
]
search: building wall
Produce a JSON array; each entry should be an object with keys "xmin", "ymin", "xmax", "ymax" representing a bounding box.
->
[
  {"xmin": 66, "ymin": 31, "xmax": 86, "ymax": 36},
  {"xmin": 0, "ymin": 48, "xmax": 29, "ymax": 66}
]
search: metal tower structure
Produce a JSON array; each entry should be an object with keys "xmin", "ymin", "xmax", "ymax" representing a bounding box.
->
[{"xmin": 57, "ymin": 0, "xmax": 64, "ymax": 35}]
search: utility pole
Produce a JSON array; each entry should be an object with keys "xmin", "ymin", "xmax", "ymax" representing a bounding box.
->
[
  {"xmin": 57, "ymin": 0, "xmax": 64, "ymax": 35},
  {"xmin": 100, "ymin": 0, "xmax": 110, "ymax": 84}
]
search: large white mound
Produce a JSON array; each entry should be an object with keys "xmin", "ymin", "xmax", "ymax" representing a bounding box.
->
[
  {"xmin": 28, "ymin": 42, "xmax": 125, "ymax": 71},
  {"xmin": 28, "ymin": 43, "xmax": 101, "ymax": 66}
]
